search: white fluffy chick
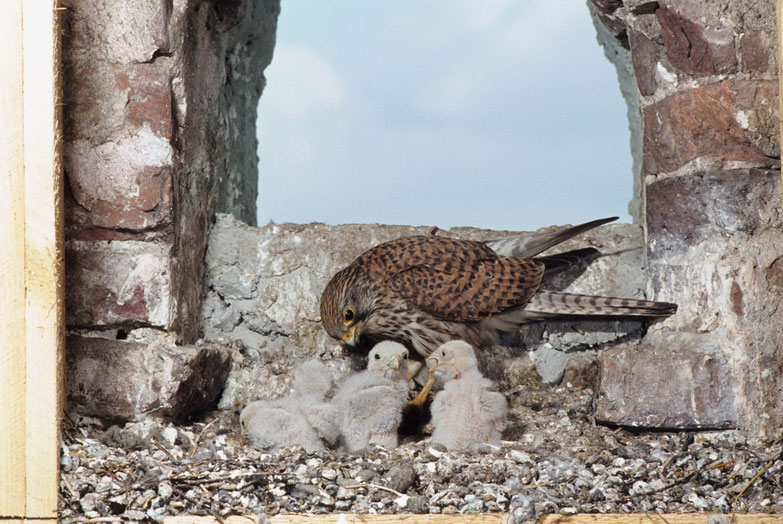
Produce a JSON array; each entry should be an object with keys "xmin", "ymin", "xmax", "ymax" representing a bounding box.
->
[
  {"xmin": 426, "ymin": 340, "xmax": 508, "ymax": 452},
  {"xmin": 332, "ymin": 341, "xmax": 410, "ymax": 453},
  {"xmin": 240, "ymin": 360, "xmax": 339, "ymax": 453}
]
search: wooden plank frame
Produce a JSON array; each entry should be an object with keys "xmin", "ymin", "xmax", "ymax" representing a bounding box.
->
[
  {"xmin": 0, "ymin": 1, "xmax": 781, "ymax": 523},
  {"xmin": 0, "ymin": 1, "xmax": 63, "ymax": 521}
]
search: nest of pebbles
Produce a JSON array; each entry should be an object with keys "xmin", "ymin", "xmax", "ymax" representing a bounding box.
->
[{"xmin": 60, "ymin": 374, "xmax": 783, "ymax": 523}]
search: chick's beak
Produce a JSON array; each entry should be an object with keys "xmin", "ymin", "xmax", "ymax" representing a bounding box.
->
[
  {"xmin": 389, "ymin": 356, "xmax": 402, "ymax": 370},
  {"xmin": 426, "ymin": 356, "xmax": 439, "ymax": 374}
]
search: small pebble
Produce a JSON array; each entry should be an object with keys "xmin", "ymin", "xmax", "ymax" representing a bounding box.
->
[{"xmin": 57, "ymin": 384, "xmax": 782, "ymax": 523}]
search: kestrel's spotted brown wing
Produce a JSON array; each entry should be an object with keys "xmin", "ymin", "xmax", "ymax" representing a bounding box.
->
[
  {"xmin": 352, "ymin": 235, "xmax": 545, "ymax": 322},
  {"xmin": 320, "ymin": 218, "xmax": 677, "ymax": 360},
  {"xmin": 389, "ymin": 256, "xmax": 544, "ymax": 321}
]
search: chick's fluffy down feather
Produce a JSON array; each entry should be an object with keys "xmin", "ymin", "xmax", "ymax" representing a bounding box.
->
[
  {"xmin": 428, "ymin": 340, "xmax": 508, "ymax": 452},
  {"xmin": 332, "ymin": 341, "xmax": 410, "ymax": 453},
  {"xmin": 240, "ymin": 360, "xmax": 339, "ymax": 453}
]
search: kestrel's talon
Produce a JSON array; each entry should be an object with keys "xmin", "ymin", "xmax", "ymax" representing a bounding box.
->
[{"xmin": 408, "ymin": 375, "xmax": 437, "ymax": 407}]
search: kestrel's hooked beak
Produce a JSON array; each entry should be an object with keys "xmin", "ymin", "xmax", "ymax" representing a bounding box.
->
[
  {"xmin": 426, "ymin": 355, "xmax": 440, "ymax": 374},
  {"xmin": 341, "ymin": 321, "xmax": 363, "ymax": 347}
]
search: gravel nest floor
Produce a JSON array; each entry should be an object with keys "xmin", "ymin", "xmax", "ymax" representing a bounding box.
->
[{"xmin": 60, "ymin": 378, "xmax": 783, "ymax": 523}]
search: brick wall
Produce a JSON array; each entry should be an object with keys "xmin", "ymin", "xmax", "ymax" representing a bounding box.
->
[
  {"xmin": 63, "ymin": 0, "xmax": 280, "ymax": 421},
  {"xmin": 591, "ymin": 0, "xmax": 782, "ymax": 436}
]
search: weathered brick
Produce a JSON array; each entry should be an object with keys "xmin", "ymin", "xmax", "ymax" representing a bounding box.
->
[
  {"xmin": 65, "ymin": 0, "xmax": 170, "ymax": 63},
  {"xmin": 739, "ymin": 31, "xmax": 775, "ymax": 73},
  {"xmin": 642, "ymin": 82, "xmax": 772, "ymax": 175},
  {"xmin": 646, "ymin": 169, "xmax": 780, "ymax": 257},
  {"xmin": 629, "ymin": 28, "xmax": 661, "ymax": 96},
  {"xmin": 65, "ymin": 134, "xmax": 173, "ymax": 232},
  {"xmin": 67, "ymin": 337, "xmax": 231, "ymax": 422},
  {"xmin": 589, "ymin": 0, "xmax": 626, "ymax": 38},
  {"xmin": 66, "ymin": 240, "xmax": 173, "ymax": 328},
  {"xmin": 116, "ymin": 64, "xmax": 174, "ymax": 140},
  {"xmin": 596, "ymin": 334, "xmax": 736, "ymax": 429},
  {"xmin": 656, "ymin": 6, "xmax": 736, "ymax": 77}
]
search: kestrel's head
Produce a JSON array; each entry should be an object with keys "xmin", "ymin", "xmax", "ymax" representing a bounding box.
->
[
  {"xmin": 426, "ymin": 340, "xmax": 478, "ymax": 380},
  {"xmin": 367, "ymin": 341, "xmax": 409, "ymax": 379},
  {"xmin": 320, "ymin": 265, "xmax": 378, "ymax": 349}
]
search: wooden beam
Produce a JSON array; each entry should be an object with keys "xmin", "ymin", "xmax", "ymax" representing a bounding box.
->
[
  {"xmin": 541, "ymin": 515, "xmax": 783, "ymax": 523},
  {"xmin": 0, "ymin": 0, "xmax": 27, "ymax": 516},
  {"xmin": 162, "ymin": 513, "xmax": 783, "ymax": 524},
  {"xmin": 22, "ymin": 0, "xmax": 63, "ymax": 518},
  {"xmin": 165, "ymin": 515, "xmax": 504, "ymax": 524},
  {"xmin": 0, "ymin": 521, "xmax": 57, "ymax": 524},
  {"xmin": 0, "ymin": 0, "xmax": 62, "ymax": 519}
]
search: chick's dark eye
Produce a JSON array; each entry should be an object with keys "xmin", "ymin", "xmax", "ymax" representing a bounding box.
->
[
  {"xmin": 374, "ymin": 353, "xmax": 381, "ymax": 360},
  {"xmin": 403, "ymin": 353, "xmax": 409, "ymax": 360},
  {"xmin": 441, "ymin": 350, "xmax": 446, "ymax": 357}
]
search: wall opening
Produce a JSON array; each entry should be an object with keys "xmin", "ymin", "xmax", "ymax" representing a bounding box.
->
[{"xmin": 255, "ymin": 2, "xmax": 637, "ymax": 231}]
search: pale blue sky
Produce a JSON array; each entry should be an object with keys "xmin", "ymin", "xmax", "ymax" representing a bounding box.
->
[{"xmin": 256, "ymin": 2, "xmax": 633, "ymax": 231}]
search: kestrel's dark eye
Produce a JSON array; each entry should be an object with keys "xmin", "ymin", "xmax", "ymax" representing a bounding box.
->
[
  {"xmin": 343, "ymin": 307, "xmax": 355, "ymax": 325},
  {"xmin": 374, "ymin": 353, "xmax": 381, "ymax": 360}
]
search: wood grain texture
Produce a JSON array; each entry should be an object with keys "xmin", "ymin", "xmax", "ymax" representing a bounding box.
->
[
  {"xmin": 0, "ymin": 0, "xmax": 27, "ymax": 516},
  {"xmin": 165, "ymin": 514, "xmax": 783, "ymax": 524},
  {"xmin": 0, "ymin": 0, "xmax": 62, "ymax": 518},
  {"xmin": 540, "ymin": 514, "xmax": 783, "ymax": 523},
  {"xmin": 22, "ymin": 0, "xmax": 63, "ymax": 518}
]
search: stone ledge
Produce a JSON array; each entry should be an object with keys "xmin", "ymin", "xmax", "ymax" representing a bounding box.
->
[
  {"xmin": 595, "ymin": 332, "xmax": 736, "ymax": 429},
  {"xmin": 67, "ymin": 337, "xmax": 231, "ymax": 422}
]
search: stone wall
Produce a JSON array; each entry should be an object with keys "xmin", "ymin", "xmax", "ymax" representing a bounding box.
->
[
  {"xmin": 63, "ymin": 0, "xmax": 783, "ymax": 438},
  {"xmin": 207, "ymin": 0, "xmax": 783, "ymax": 437},
  {"xmin": 63, "ymin": 0, "xmax": 280, "ymax": 421},
  {"xmin": 590, "ymin": 0, "xmax": 782, "ymax": 436}
]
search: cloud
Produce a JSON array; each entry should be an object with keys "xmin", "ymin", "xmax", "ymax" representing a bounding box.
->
[
  {"xmin": 257, "ymin": 3, "xmax": 633, "ymax": 230},
  {"xmin": 492, "ymin": 4, "xmax": 586, "ymax": 57},
  {"xmin": 413, "ymin": 3, "xmax": 594, "ymax": 119},
  {"xmin": 263, "ymin": 45, "xmax": 345, "ymax": 120},
  {"xmin": 450, "ymin": 0, "xmax": 513, "ymax": 32}
]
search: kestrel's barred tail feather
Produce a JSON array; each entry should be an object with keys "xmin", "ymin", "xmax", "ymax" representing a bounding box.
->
[
  {"xmin": 486, "ymin": 217, "xmax": 619, "ymax": 258},
  {"xmin": 525, "ymin": 291, "xmax": 678, "ymax": 317}
]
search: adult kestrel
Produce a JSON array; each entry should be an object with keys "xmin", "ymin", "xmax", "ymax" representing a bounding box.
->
[{"xmin": 320, "ymin": 217, "xmax": 676, "ymax": 364}]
